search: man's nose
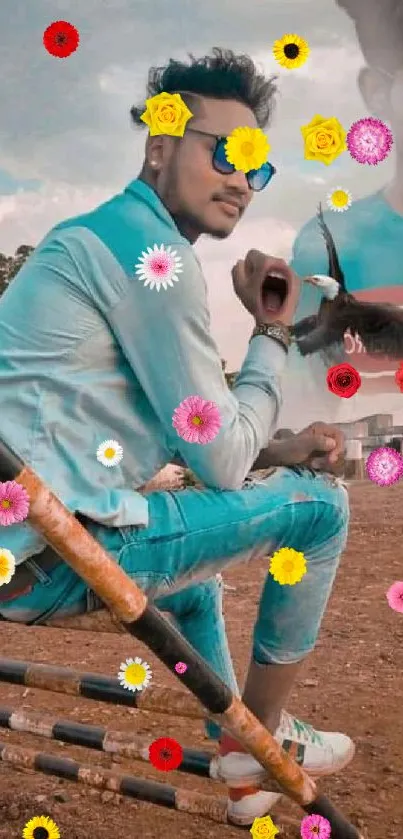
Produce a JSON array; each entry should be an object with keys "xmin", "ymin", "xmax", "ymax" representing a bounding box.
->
[{"xmin": 225, "ymin": 169, "xmax": 250, "ymax": 193}]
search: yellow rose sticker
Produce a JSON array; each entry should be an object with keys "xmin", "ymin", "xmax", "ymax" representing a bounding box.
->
[
  {"xmin": 140, "ymin": 92, "xmax": 193, "ymax": 137},
  {"xmin": 301, "ymin": 114, "xmax": 347, "ymax": 165},
  {"xmin": 250, "ymin": 814, "xmax": 279, "ymax": 839}
]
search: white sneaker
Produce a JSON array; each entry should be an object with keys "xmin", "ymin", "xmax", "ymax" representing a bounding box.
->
[{"xmin": 210, "ymin": 710, "xmax": 355, "ymax": 826}]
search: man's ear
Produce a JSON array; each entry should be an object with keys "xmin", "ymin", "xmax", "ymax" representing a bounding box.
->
[
  {"xmin": 145, "ymin": 135, "xmax": 165, "ymax": 171},
  {"xmin": 358, "ymin": 66, "xmax": 391, "ymax": 120}
]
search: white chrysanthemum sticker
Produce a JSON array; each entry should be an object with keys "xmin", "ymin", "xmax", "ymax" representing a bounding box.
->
[{"xmin": 135, "ymin": 244, "xmax": 183, "ymax": 291}]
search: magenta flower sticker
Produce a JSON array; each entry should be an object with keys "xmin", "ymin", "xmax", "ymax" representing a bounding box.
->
[
  {"xmin": 0, "ymin": 481, "xmax": 30, "ymax": 526},
  {"xmin": 172, "ymin": 395, "xmax": 221, "ymax": 444},
  {"xmin": 135, "ymin": 244, "xmax": 183, "ymax": 291},
  {"xmin": 347, "ymin": 117, "xmax": 393, "ymax": 165},
  {"xmin": 300, "ymin": 813, "xmax": 331, "ymax": 839},
  {"xmin": 386, "ymin": 581, "xmax": 403, "ymax": 614},
  {"xmin": 365, "ymin": 446, "xmax": 403, "ymax": 486},
  {"xmin": 174, "ymin": 661, "xmax": 187, "ymax": 674}
]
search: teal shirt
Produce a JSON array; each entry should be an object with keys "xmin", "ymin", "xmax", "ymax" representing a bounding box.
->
[
  {"xmin": 0, "ymin": 178, "xmax": 287, "ymax": 563},
  {"xmin": 280, "ymin": 191, "xmax": 403, "ymax": 428}
]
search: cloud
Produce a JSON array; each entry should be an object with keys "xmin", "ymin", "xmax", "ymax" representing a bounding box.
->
[{"xmin": 0, "ymin": 183, "xmax": 110, "ymax": 253}]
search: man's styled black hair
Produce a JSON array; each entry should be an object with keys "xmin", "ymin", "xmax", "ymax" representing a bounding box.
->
[
  {"xmin": 130, "ymin": 47, "xmax": 277, "ymax": 130},
  {"xmin": 336, "ymin": 0, "xmax": 403, "ymax": 73}
]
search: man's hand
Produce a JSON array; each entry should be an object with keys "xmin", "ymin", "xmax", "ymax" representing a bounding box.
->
[
  {"xmin": 253, "ymin": 423, "xmax": 345, "ymax": 473},
  {"xmin": 232, "ymin": 250, "xmax": 301, "ymax": 326},
  {"xmin": 300, "ymin": 422, "xmax": 345, "ymax": 471}
]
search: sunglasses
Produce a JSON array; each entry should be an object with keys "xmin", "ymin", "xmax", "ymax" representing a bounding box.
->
[{"xmin": 186, "ymin": 127, "xmax": 276, "ymax": 192}]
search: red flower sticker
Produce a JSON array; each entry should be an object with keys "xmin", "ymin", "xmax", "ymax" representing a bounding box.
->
[
  {"xmin": 326, "ymin": 363, "xmax": 361, "ymax": 398},
  {"xmin": 395, "ymin": 362, "xmax": 403, "ymax": 393},
  {"xmin": 43, "ymin": 21, "xmax": 80, "ymax": 58},
  {"xmin": 148, "ymin": 737, "xmax": 183, "ymax": 771}
]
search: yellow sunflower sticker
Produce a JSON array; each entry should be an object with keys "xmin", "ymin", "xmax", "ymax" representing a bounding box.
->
[
  {"xmin": 224, "ymin": 126, "xmax": 270, "ymax": 173},
  {"xmin": 273, "ymin": 34, "xmax": 310, "ymax": 69},
  {"xmin": 22, "ymin": 814, "xmax": 61, "ymax": 839}
]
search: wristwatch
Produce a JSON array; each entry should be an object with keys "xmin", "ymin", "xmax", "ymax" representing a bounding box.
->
[{"xmin": 249, "ymin": 321, "xmax": 291, "ymax": 352}]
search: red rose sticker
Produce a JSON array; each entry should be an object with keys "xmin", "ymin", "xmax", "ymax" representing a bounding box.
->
[
  {"xmin": 148, "ymin": 737, "xmax": 183, "ymax": 771},
  {"xmin": 43, "ymin": 21, "xmax": 80, "ymax": 58},
  {"xmin": 395, "ymin": 362, "xmax": 403, "ymax": 394},
  {"xmin": 326, "ymin": 363, "xmax": 361, "ymax": 398}
]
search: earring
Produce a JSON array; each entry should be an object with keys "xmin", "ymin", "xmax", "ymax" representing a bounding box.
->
[{"xmin": 150, "ymin": 159, "xmax": 157, "ymax": 167}]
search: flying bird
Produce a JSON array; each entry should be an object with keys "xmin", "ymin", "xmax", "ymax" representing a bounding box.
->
[{"xmin": 291, "ymin": 203, "xmax": 403, "ymax": 358}]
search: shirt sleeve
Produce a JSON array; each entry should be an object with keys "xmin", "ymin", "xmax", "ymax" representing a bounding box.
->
[{"xmin": 106, "ymin": 243, "xmax": 288, "ymax": 490}]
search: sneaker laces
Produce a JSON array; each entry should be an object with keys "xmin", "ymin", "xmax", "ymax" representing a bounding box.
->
[{"xmin": 279, "ymin": 710, "xmax": 325, "ymax": 746}]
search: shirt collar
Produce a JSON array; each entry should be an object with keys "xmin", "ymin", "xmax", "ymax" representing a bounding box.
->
[{"xmin": 124, "ymin": 177, "xmax": 180, "ymax": 233}]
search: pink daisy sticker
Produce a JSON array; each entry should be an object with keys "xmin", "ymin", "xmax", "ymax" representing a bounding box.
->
[
  {"xmin": 365, "ymin": 446, "xmax": 403, "ymax": 487},
  {"xmin": 135, "ymin": 244, "xmax": 183, "ymax": 291},
  {"xmin": 174, "ymin": 661, "xmax": 187, "ymax": 674},
  {"xmin": 386, "ymin": 581, "xmax": 403, "ymax": 614},
  {"xmin": 347, "ymin": 117, "xmax": 393, "ymax": 165},
  {"xmin": 300, "ymin": 813, "xmax": 331, "ymax": 839},
  {"xmin": 0, "ymin": 481, "xmax": 30, "ymax": 526},
  {"xmin": 172, "ymin": 395, "xmax": 221, "ymax": 444}
]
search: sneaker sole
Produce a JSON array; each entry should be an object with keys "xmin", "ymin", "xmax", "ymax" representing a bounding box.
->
[{"xmin": 227, "ymin": 792, "xmax": 282, "ymax": 827}]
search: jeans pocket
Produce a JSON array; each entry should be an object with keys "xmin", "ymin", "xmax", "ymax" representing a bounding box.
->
[
  {"xmin": 25, "ymin": 557, "xmax": 55, "ymax": 587},
  {"xmin": 118, "ymin": 568, "xmax": 173, "ymax": 599}
]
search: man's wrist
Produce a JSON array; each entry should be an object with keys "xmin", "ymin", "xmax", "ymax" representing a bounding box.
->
[{"xmin": 250, "ymin": 321, "xmax": 291, "ymax": 353}]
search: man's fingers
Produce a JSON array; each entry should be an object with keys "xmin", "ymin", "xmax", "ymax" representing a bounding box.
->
[
  {"xmin": 304, "ymin": 433, "xmax": 336, "ymax": 454},
  {"xmin": 308, "ymin": 423, "xmax": 345, "ymax": 457}
]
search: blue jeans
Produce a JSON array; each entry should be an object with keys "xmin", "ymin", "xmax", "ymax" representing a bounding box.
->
[{"xmin": 0, "ymin": 467, "xmax": 349, "ymax": 738}]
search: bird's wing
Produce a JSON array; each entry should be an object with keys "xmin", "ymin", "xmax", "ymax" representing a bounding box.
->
[
  {"xmin": 316, "ymin": 203, "xmax": 347, "ymax": 292},
  {"xmin": 291, "ymin": 314, "xmax": 318, "ymax": 338},
  {"xmin": 295, "ymin": 322, "xmax": 342, "ymax": 356},
  {"xmin": 329, "ymin": 301, "xmax": 403, "ymax": 358}
]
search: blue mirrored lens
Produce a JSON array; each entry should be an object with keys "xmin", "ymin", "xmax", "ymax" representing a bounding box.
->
[
  {"xmin": 247, "ymin": 162, "xmax": 276, "ymax": 191},
  {"xmin": 213, "ymin": 139, "xmax": 235, "ymax": 174}
]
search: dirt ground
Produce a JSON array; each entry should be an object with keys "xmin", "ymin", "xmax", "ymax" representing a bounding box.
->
[{"xmin": 0, "ymin": 480, "xmax": 402, "ymax": 839}]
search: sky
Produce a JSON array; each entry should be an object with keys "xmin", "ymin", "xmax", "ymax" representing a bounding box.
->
[{"xmin": 0, "ymin": 0, "xmax": 400, "ymax": 428}]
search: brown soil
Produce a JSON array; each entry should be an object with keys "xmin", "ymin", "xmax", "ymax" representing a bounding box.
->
[{"xmin": 0, "ymin": 481, "xmax": 402, "ymax": 838}]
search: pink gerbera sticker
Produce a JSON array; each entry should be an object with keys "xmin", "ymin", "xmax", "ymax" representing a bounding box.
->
[
  {"xmin": 0, "ymin": 481, "xmax": 30, "ymax": 526},
  {"xmin": 365, "ymin": 446, "xmax": 403, "ymax": 487},
  {"xmin": 172, "ymin": 395, "xmax": 221, "ymax": 444},
  {"xmin": 347, "ymin": 117, "xmax": 393, "ymax": 165},
  {"xmin": 386, "ymin": 581, "xmax": 403, "ymax": 614},
  {"xmin": 135, "ymin": 244, "xmax": 183, "ymax": 291},
  {"xmin": 300, "ymin": 813, "xmax": 331, "ymax": 839}
]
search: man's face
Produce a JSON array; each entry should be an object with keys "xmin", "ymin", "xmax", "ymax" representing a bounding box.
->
[
  {"xmin": 360, "ymin": 65, "xmax": 403, "ymax": 153},
  {"xmin": 149, "ymin": 97, "xmax": 260, "ymax": 241}
]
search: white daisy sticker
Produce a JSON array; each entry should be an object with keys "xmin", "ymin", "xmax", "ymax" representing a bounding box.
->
[
  {"xmin": 96, "ymin": 439, "xmax": 123, "ymax": 468},
  {"xmin": 118, "ymin": 657, "xmax": 153, "ymax": 692},
  {"xmin": 134, "ymin": 244, "xmax": 183, "ymax": 291},
  {"xmin": 326, "ymin": 187, "xmax": 352, "ymax": 213}
]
